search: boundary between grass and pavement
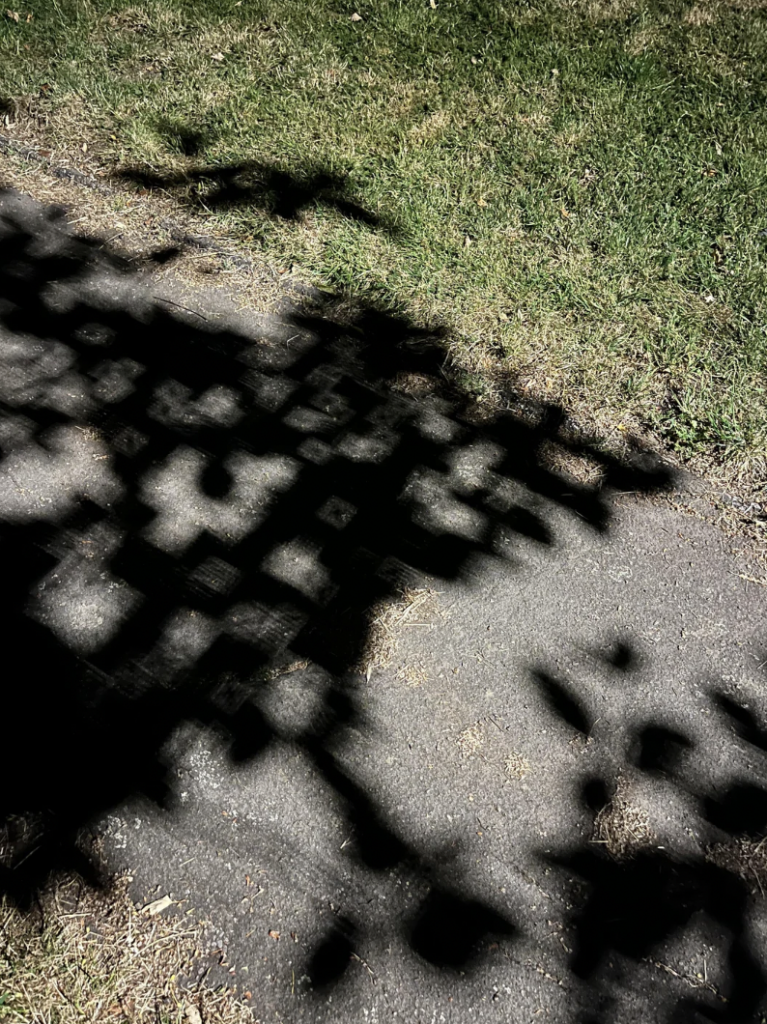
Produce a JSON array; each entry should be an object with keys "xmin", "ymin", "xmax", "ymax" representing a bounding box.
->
[{"xmin": 3, "ymin": 126, "xmax": 767, "ymax": 567}]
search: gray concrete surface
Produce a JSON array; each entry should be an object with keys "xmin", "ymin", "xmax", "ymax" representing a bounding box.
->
[{"xmin": 1, "ymin": 187, "xmax": 767, "ymax": 1023}]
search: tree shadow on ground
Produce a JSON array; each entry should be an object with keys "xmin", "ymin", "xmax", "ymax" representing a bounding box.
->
[
  {"xmin": 532, "ymin": 652, "xmax": 767, "ymax": 1022},
  {"xmin": 118, "ymin": 158, "xmax": 388, "ymax": 230},
  {"xmin": 3, "ymin": 186, "xmax": 760, "ymax": 1017}
]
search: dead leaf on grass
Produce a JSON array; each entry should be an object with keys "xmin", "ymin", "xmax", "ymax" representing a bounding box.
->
[
  {"xmin": 5, "ymin": 10, "xmax": 19, "ymax": 22},
  {"xmin": 351, "ymin": 11, "xmax": 362, "ymax": 21}
]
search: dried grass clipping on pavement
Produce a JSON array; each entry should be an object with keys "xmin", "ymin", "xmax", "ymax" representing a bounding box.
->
[
  {"xmin": 592, "ymin": 780, "xmax": 655, "ymax": 860},
  {"xmin": 707, "ymin": 836, "xmax": 767, "ymax": 896},
  {"xmin": 360, "ymin": 586, "xmax": 439, "ymax": 676},
  {"xmin": 504, "ymin": 752, "xmax": 533, "ymax": 779},
  {"xmin": 0, "ymin": 874, "xmax": 253, "ymax": 1023},
  {"xmin": 457, "ymin": 720, "xmax": 485, "ymax": 757}
]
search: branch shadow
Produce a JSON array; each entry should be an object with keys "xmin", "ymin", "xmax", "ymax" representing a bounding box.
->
[
  {"xmin": 118, "ymin": 159, "xmax": 388, "ymax": 231},
  {"xmin": 532, "ymin": 647, "xmax": 767, "ymax": 1022}
]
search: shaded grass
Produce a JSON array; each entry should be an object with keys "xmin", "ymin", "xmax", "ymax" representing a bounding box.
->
[{"xmin": 1, "ymin": 0, "xmax": 766, "ymax": 472}]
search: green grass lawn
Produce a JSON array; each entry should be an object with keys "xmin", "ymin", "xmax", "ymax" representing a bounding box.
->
[{"xmin": 2, "ymin": 0, "xmax": 767, "ymax": 473}]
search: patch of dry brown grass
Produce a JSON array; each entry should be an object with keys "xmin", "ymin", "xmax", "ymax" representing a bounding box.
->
[
  {"xmin": 0, "ymin": 875, "xmax": 253, "ymax": 1023},
  {"xmin": 683, "ymin": 5, "xmax": 717, "ymax": 24}
]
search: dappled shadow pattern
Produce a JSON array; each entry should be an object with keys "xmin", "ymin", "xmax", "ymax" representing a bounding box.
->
[
  {"xmin": 557, "ymin": 846, "xmax": 763, "ymax": 1023},
  {"xmin": 0, "ymin": 188, "xmax": 674, "ymax": 999},
  {"xmin": 533, "ymin": 647, "xmax": 767, "ymax": 1022}
]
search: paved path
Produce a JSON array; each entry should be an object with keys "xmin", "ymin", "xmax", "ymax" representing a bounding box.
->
[{"xmin": 1, "ymin": 188, "xmax": 767, "ymax": 1023}]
